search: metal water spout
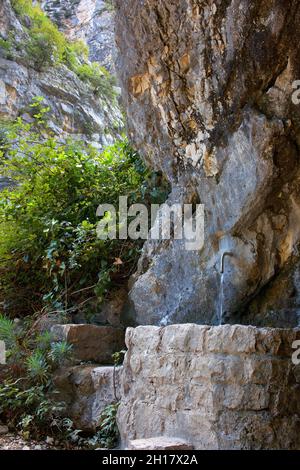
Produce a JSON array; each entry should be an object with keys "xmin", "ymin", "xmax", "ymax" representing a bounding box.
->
[{"xmin": 220, "ymin": 251, "xmax": 234, "ymax": 274}]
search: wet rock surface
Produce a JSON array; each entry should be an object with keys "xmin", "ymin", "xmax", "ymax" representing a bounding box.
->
[
  {"xmin": 115, "ymin": 0, "xmax": 300, "ymax": 326},
  {"xmin": 118, "ymin": 324, "xmax": 300, "ymax": 450}
]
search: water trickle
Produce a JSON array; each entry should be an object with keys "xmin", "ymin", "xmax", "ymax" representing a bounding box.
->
[
  {"xmin": 219, "ymin": 271, "xmax": 224, "ymax": 326},
  {"xmin": 218, "ymin": 241, "xmax": 234, "ymax": 325}
]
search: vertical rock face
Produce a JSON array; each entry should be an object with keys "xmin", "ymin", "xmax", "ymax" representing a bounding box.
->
[
  {"xmin": 118, "ymin": 324, "xmax": 300, "ymax": 449},
  {"xmin": 42, "ymin": 0, "xmax": 116, "ymax": 70},
  {"xmin": 115, "ymin": 1, "xmax": 300, "ymax": 326},
  {"xmin": 0, "ymin": 0, "xmax": 122, "ymax": 145}
]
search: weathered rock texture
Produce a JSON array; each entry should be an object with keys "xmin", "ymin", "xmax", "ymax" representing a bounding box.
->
[
  {"xmin": 0, "ymin": 0, "xmax": 122, "ymax": 146},
  {"xmin": 115, "ymin": 0, "xmax": 300, "ymax": 326},
  {"xmin": 118, "ymin": 324, "xmax": 300, "ymax": 450},
  {"xmin": 51, "ymin": 324, "xmax": 125, "ymax": 364},
  {"xmin": 54, "ymin": 365, "xmax": 122, "ymax": 430},
  {"xmin": 42, "ymin": 0, "xmax": 116, "ymax": 70}
]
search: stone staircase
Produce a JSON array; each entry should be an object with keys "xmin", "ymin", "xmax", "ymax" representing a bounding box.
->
[{"xmin": 51, "ymin": 324, "xmax": 125, "ymax": 431}]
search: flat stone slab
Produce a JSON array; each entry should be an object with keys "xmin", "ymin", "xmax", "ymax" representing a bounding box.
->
[
  {"xmin": 128, "ymin": 437, "xmax": 193, "ymax": 450},
  {"xmin": 51, "ymin": 324, "xmax": 125, "ymax": 364}
]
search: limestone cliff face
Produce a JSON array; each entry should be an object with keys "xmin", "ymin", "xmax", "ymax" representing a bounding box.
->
[
  {"xmin": 115, "ymin": 1, "xmax": 300, "ymax": 326},
  {"xmin": 0, "ymin": 0, "xmax": 122, "ymax": 146},
  {"xmin": 42, "ymin": 0, "xmax": 116, "ymax": 70}
]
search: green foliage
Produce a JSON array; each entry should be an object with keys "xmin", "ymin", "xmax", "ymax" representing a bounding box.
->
[
  {"xmin": 12, "ymin": 0, "xmax": 69, "ymax": 69},
  {"xmin": 0, "ymin": 29, "xmax": 19, "ymax": 61},
  {"xmin": 112, "ymin": 349, "xmax": 126, "ymax": 366},
  {"xmin": 49, "ymin": 341, "xmax": 73, "ymax": 366},
  {"xmin": 0, "ymin": 315, "xmax": 15, "ymax": 345},
  {"xmin": 0, "ymin": 38, "xmax": 11, "ymax": 51},
  {"xmin": 84, "ymin": 403, "xmax": 120, "ymax": 449},
  {"xmin": 0, "ymin": 100, "xmax": 169, "ymax": 319},
  {"xmin": 0, "ymin": 379, "xmax": 73, "ymax": 440},
  {"xmin": 75, "ymin": 63, "xmax": 117, "ymax": 101},
  {"xmin": 104, "ymin": 0, "xmax": 115, "ymax": 12},
  {"xmin": 0, "ymin": 37, "xmax": 13, "ymax": 60},
  {"xmin": 26, "ymin": 350, "xmax": 50, "ymax": 383},
  {"xmin": 11, "ymin": 0, "xmax": 116, "ymax": 102},
  {"xmin": 0, "ymin": 313, "xmax": 74, "ymax": 439}
]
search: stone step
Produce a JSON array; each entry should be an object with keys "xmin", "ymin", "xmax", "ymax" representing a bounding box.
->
[
  {"xmin": 53, "ymin": 364, "xmax": 122, "ymax": 431},
  {"xmin": 51, "ymin": 324, "xmax": 125, "ymax": 364},
  {"xmin": 127, "ymin": 437, "xmax": 194, "ymax": 450}
]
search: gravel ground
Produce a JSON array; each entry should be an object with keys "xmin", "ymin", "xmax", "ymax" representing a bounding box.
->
[{"xmin": 0, "ymin": 434, "xmax": 57, "ymax": 450}]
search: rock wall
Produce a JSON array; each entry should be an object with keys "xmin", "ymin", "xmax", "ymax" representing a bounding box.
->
[
  {"xmin": 42, "ymin": 0, "xmax": 116, "ymax": 70},
  {"xmin": 0, "ymin": 0, "xmax": 122, "ymax": 146},
  {"xmin": 54, "ymin": 365, "xmax": 122, "ymax": 431},
  {"xmin": 115, "ymin": 0, "xmax": 300, "ymax": 326},
  {"xmin": 118, "ymin": 324, "xmax": 300, "ymax": 449}
]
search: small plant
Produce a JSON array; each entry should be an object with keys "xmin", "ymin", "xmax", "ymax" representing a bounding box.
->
[
  {"xmin": 104, "ymin": 0, "xmax": 115, "ymax": 12},
  {"xmin": 75, "ymin": 63, "xmax": 117, "ymax": 102},
  {"xmin": 83, "ymin": 403, "xmax": 120, "ymax": 449},
  {"xmin": 0, "ymin": 37, "xmax": 13, "ymax": 60},
  {"xmin": 112, "ymin": 349, "xmax": 126, "ymax": 366},
  {"xmin": 0, "ymin": 313, "xmax": 74, "ymax": 440}
]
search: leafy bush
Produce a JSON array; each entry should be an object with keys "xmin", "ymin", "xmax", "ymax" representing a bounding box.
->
[
  {"xmin": 0, "ymin": 100, "xmax": 169, "ymax": 319},
  {"xmin": 11, "ymin": 0, "xmax": 116, "ymax": 102},
  {"xmin": 84, "ymin": 403, "xmax": 120, "ymax": 449},
  {"xmin": 0, "ymin": 313, "xmax": 73, "ymax": 439},
  {"xmin": 0, "ymin": 313, "xmax": 119, "ymax": 446},
  {"xmin": 0, "ymin": 37, "xmax": 13, "ymax": 60},
  {"xmin": 12, "ymin": 0, "xmax": 68, "ymax": 68},
  {"xmin": 75, "ymin": 63, "xmax": 117, "ymax": 101}
]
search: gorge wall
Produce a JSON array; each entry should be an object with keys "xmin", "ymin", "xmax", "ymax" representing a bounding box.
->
[
  {"xmin": 115, "ymin": 0, "xmax": 300, "ymax": 327},
  {"xmin": 42, "ymin": 0, "xmax": 116, "ymax": 71},
  {"xmin": 0, "ymin": 0, "xmax": 121, "ymax": 147}
]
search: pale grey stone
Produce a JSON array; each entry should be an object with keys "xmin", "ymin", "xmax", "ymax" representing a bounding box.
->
[
  {"xmin": 118, "ymin": 324, "xmax": 300, "ymax": 450},
  {"xmin": 53, "ymin": 365, "xmax": 122, "ymax": 431},
  {"xmin": 128, "ymin": 437, "xmax": 193, "ymax": 450},
  {"xmin": 114, "ymin": 0, "xmax": 300, "ymax": 327}
]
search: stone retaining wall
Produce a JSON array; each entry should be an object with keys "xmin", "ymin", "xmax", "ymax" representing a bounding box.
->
[{"xmin": 118, "ymin": 324, "xmax": 300, "ymax": 449}]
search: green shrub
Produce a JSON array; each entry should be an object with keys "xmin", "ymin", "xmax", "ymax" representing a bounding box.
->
[
  {"xmin": 0, "ymin": 313, "xmax": 73, "ymax": 439},
  {"xmin": 0, "ymin": 100, "xmax": 169, "ymax": 319},
  {"xmin": 84, "ymin": 403, "xmax": 120, "ymax": 449},
  {"xmin": 0, "ymin": 313, "xmax": 121, "ymax": 446},
  {"xmin": 0, "ymin": 37, "xmax": 13, "ymax": 60},
  {"xmin": 25, "ymin": 30, "xmax": 62, "ymax": 69},
  {"xmin": 11, "ymin": 0, "xmax": 116, "ymax": 102},
  {"xmin": 12, "ymin": 0, "xmax": 67, "ymax": 69},
  {"xmin": 74, "ymin": 63, "xmax": 117, "ymax": 101}
]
